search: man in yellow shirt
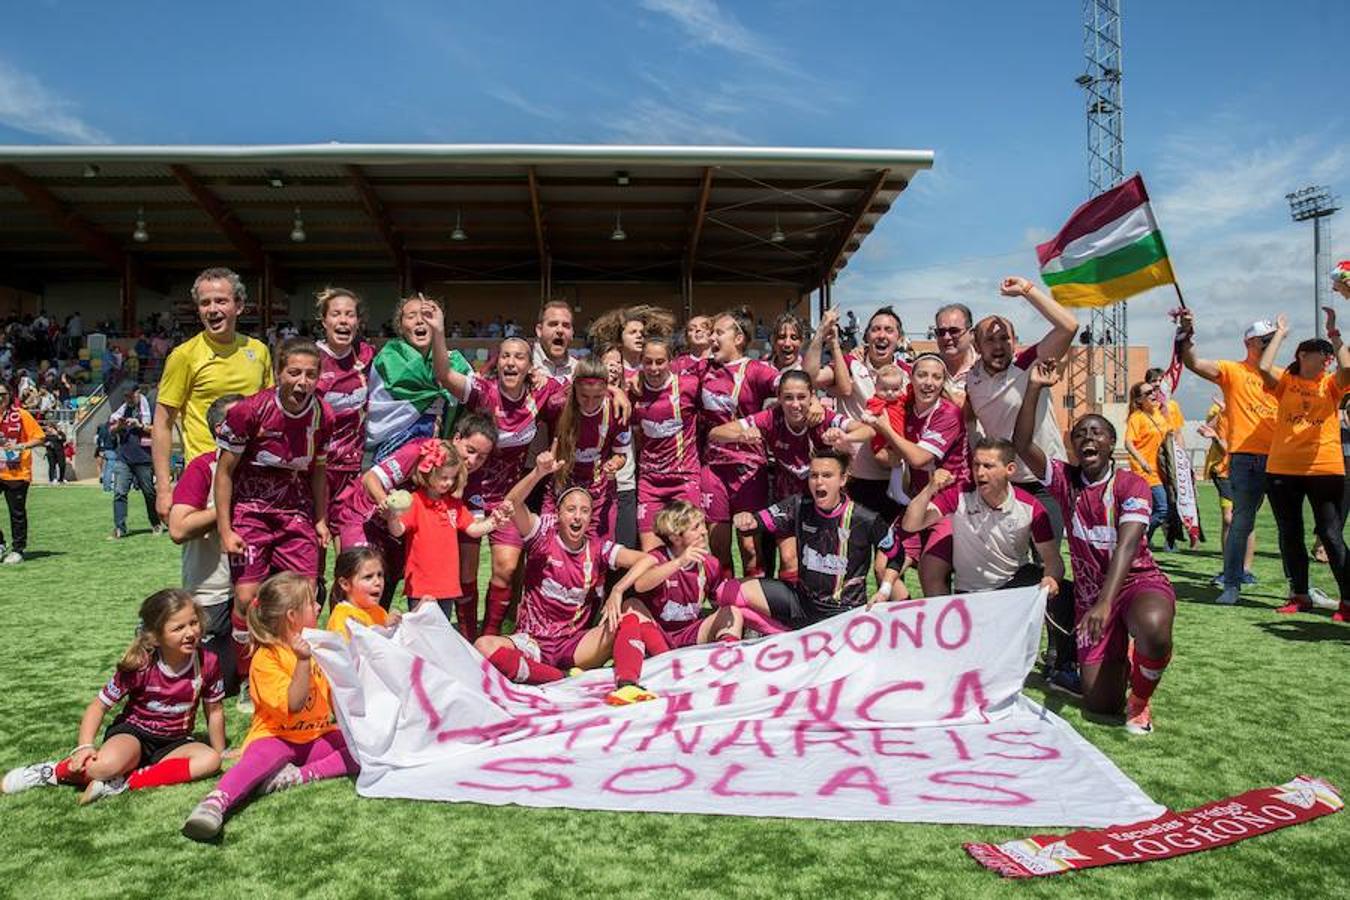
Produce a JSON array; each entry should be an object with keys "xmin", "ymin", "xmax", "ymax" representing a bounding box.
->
[
  {"xmin": 152, "ymin": 268, "xmax": 272, "ymax": 520},
  {"xmin": 0, "ymin": 384, "xmax": 45, "ymax": 564},
  {"xmin": 1177, "ymin": 311, "xmax": 1277, "ymax": 604}
]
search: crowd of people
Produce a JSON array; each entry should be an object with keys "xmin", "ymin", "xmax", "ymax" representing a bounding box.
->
[{"xmin": 3, "ymin": 260, "xmax": 1349, "ymax": 842}]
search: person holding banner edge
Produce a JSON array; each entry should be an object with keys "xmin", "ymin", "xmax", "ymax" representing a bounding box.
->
[{"xmin": 1013, "ymin": 360, "xmax": 1175, "ymax": 734}]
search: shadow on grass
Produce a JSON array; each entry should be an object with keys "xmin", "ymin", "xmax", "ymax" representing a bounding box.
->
[
  {"xmin": 14, "ymin": 550, "xmax": 65, "ymax": 561},
  {"xmin": 1252, "ymin": 618, "xmax": 1350, "ymax": 644}
]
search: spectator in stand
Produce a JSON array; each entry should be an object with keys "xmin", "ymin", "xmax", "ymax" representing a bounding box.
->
[
  {"xmin": 152, "ymin": 267, "xmax": 273, "ymax": 523},
  {"xmin": 0, "ymin": 383, "xmax": 43, "ymax": 563},
  {"xmin": 42, "ymin": 424, "xmax": 68, "ymax": 484},
  {"xmin": 1176, "ymin": 310, "xmax": 1277, "ymax": 604},
  {"xmin": 110, "ymin": 384, "xmax": 162, "ymax": 538}
]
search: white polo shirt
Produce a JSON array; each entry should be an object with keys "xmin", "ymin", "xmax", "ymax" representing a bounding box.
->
[
  {"xmin": 965, "ymin": 345, "xmax": 1067, "ymax": 483},
  {"xmin": 932, "ymin": 484, "xmax": 1054, "ymax": 592}
]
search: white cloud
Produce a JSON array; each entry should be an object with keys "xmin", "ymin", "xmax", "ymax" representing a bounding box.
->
[
  {"xmin": 0, "ymin": 59, "xmax": 108, "ymax": 143},
  {"xmin": 485, "ymin": 85, "xmax": 565, "ymax": 122},
  {"xmin": 603, "ymin": 97, "xmax": 750, "ymax": 145},
  {"xmin": 638, "ymin": 0, "xmax": 788, "ymax": 71}
]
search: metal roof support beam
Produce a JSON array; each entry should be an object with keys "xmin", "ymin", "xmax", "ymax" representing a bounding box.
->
[
  {"xmin": 811, "ymin": 168, "xmax": 890, "ymax": 293},
  {"xmin": 170, "ymin": 164, "xmax": 292, "ymax": 293},
  {"xmin": 526, "ymin": 166, "xmax": 550, "ymax": 299},
  {"xmin": 0, "ymin": 164, "xmax": 168, "ymax": 294},
  {"xmin": 345, "ymin": 164, "xmax": 410, "ymax": 295},
  {"xmin": 684, "ymin": 167, "xmax": 715, "ymax": 276}
]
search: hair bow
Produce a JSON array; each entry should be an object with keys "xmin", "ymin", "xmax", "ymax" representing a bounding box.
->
[{"xmin": 417, "ymin": 441, "xmax": 449, "ymax": 474}]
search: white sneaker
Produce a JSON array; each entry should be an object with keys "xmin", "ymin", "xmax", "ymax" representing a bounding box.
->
[
  {"xmin": 2, "ymin": 761, "xmax": 57, "ymax": 794},
  {"xmin": 1, "ymin": 551, "xmax": 22, "ymax": 565},
  {"xmin": 182, "ymin": 797, "xmax": 225, "ymax": 842},
  {"xmin": 78, "ymin": 775, "xmax": 128, "ymax": 806},
  {"xmin": 1214, "ymin": 586, "xmax": 1241, "ymax": 606},
  {"xmin": 1308, "ymin": 587, "xmax": 1339, "ymax": 610}
]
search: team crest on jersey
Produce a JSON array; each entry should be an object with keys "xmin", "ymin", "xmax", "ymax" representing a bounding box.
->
[{"xmin": 245, "ymin": 349, "xmax": 256, "ymax": 361}]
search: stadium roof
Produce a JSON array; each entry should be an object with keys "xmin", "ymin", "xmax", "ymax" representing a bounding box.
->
[{"xmin": 0, "ymin": 143, "xmax": 933, "ymax": 297}]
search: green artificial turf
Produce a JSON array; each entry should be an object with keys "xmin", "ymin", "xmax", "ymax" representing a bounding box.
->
[{"xmin": 0, "ymin": 483, "xmax": 1345, "ymax": 899}]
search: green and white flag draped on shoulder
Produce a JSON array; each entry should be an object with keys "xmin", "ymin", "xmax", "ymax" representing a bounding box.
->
[{"xmin": 365, "ymin": 339, "xmax": 472, "ymax": 451}]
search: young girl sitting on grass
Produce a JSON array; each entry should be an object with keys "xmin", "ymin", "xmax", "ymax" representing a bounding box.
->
[
  {"xmin": 182, "ymin": 572, "xmax": 357, "ymax": 842},
  {"xmin": 3, "ymin": 589, "xmax": 226, "ymax": 805},
  {"xmin": 327, "ymin": 546, "xmax": 401, "ymax": 641},
  {"xmin": 383, "ymin": 439, "xmax": 512, "ymax": 628}
]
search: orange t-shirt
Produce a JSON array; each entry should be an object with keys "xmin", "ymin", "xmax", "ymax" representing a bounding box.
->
[
  {"xmin": 1267, "ymin": 372, "xmax": 1349, "ymax": 476},
  {"xmin": 0, "ymin": 406, "xmax": 44, "ymax": 482},
  {"xmin": 1216, "ymin": 360, "xmax": 1277, "ymax": 455},
  {"xmin": 1126, "ymin": 410, "xmax": 1170, "ymax": 487},
  {"xmin": 327, "ymin": 601, "xmax": 389, "ymax": 641},
  {"xmin": 243, "ymin": 643, "xmax": 336, "ymax": 748},
  {"xmin": 400, "ymin": 491, "xmax": 474, "ymax": 599},
  {"xmin": 1165, "ymin": 399, "xmax": 1184, "ymax": 432}
]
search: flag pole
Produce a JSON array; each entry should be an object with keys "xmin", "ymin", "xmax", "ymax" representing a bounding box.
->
[{"xmin": 1173, "ymin": 282, "xmax": 1187, "ymax": 310}]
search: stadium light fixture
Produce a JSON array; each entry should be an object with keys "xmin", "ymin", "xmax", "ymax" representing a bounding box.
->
[{"xmin": 1286, "ymin": 185, "xmax": 1341, "ymax": 338}]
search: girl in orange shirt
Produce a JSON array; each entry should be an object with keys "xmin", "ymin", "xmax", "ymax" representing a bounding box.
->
[
  {"xmin": 327, "ymin": 546, "xmax": 401, "ymax": 641},
  {"xmin": 1258, "ymin": 311, "xmax": 1350, "ymax": 620},
  {"xmin": 1125, "ymin": 382, "xmax": 1173, "ymax": 549},
  {"xmin": 182, "ymin": 572, "xmax": 357, "ymax": 841}
]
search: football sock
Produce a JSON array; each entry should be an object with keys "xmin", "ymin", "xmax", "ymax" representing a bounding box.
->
[
  {"xmin": 127, "ymin": 757, "xmax": 194, "ymax": 791},
  {"xmin": 1129, "ymin": 650, "xmax": 1171, "ymax": 703},
  {"xmin": 483, "ymin": 584, "xmax": 513, "ymax": 636},
  {"xmin": 488, "ymin": 646, "xmax": 564, "ymax": 684}
]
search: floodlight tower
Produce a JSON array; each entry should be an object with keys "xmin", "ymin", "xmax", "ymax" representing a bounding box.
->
[
  {"xmin": 1286, "ymin": 186, "xmax": 1340, "ymax": 339},
  {"xmin": 1066, "ymin": 0, "xmax": 1129, "ymax": 418}
]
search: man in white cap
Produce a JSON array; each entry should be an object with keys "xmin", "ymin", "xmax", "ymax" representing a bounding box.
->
[{"xmin": 1176, "ymin": 312, "xmax": 1279, "ymax": 604}]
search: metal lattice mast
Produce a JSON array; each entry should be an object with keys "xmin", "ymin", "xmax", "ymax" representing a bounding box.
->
[{"xmin": 1067, "ymin": 0, "xmax": 1129, "ymax": 417}]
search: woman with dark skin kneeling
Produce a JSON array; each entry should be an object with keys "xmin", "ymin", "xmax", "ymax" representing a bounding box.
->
[{"xmin": 1013, "ymin": 360, "xmax": 1175, "ymax": 735}]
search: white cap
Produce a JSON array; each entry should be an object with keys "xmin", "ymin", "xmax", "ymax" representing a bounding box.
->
[{"xmin": 1243, "ymin": 320, "xmax": 1276, "ymax": 342}]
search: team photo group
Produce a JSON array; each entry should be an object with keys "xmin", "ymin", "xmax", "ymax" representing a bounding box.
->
[{"xmin": 4, "ymin": 256, "xmax": 1350, "ymax": 845}]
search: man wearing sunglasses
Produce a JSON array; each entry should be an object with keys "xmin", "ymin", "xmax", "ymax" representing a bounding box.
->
[
  {"xmin": 0, "ymin": 383, "xmax": 45, "ymax": 564},
  {"xmin": 1177, "ymin": 312, "xmax": 1278, "ymax": 604},
  {"xmin": 933, "ymin": 303, "xmax": 978, "ymax": 402}
]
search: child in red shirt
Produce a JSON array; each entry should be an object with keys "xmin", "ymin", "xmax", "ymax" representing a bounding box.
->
[
  {"xmin": 865, "ymin": 364, "xmax": 908, "ymax": 454},
  {"xmin": 384, "ymin": 439, "xmax": 510, "ymax": 629}
]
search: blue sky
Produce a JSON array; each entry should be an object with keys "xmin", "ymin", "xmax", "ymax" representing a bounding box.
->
[{"xmin": 2, "ymin": 0, "xmax": 1346, "ymax": 413}]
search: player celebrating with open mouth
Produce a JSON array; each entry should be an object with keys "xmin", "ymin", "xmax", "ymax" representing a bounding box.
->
[{"xmin": 1012, "ymin": 360, "xmax": 1174, "ymax": 735}]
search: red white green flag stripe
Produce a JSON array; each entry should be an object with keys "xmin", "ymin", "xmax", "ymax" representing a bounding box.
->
[{"xmin": 1035, "ymin": 174, "xmax": 1176, "ymax": 308}]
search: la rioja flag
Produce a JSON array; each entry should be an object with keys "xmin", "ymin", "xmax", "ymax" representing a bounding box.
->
[{"xmin": 1036, "ymin": 174, "xmax": 1175, "ymax": 308}]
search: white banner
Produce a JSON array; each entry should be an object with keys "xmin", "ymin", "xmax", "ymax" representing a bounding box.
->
[{"xmin": 312, "ymin": 588, "xmax": 1164, "ymax": 826}]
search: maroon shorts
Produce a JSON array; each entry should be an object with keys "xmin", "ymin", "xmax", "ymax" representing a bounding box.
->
[
  {"xmin": 326, "ymin": 469, "xmax": 362, "ymax": 534},
  {"xmin": 543, "ymin": 479, "xmax": 617, "ymax": 541},
  {"xmin": 637, "ymin": 472, "xmax": 701, "ymax": 532},
  {"xmin": 888, "ymin": 517, "xmax": 952, "ymax": 565},
  {"xmin": 1077, "ymin": 571, "xmax": 1176, "ymax": 666},
  {"xmin": 516, "ymin": 628, "xmax": 591, "ymax": 670},
  {"xmin": 465, "ymin": 493, "xmax": 525, "ymax": 549},
  {"xmin": 660, "ymin": 616, "xmax": 707, "ymax": 649},
  {"xmin": 229, "ymin": 507, "xmax": 320, "ymax": 584},
  {"xmin": 700, "ymin": 464, "xmax": 770, "ymax": 524}
]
